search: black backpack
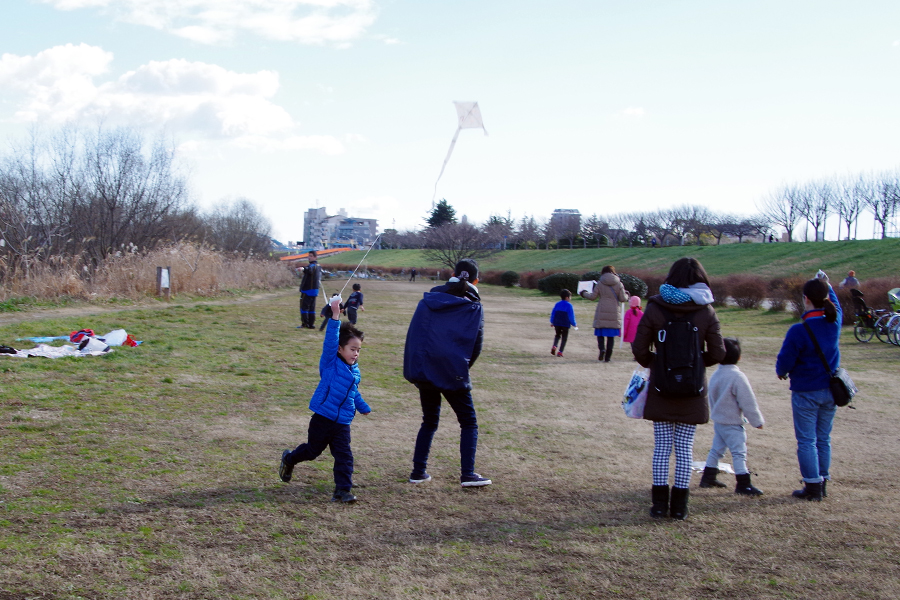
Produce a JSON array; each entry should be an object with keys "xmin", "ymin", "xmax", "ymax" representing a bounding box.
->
[{"xmin": 651, "ymin": 307, "xmax": 705, "ymax": 398}]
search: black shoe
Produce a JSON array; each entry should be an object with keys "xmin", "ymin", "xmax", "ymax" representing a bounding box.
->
[
  {"xmin": 670, "ymin": 487, "xmax": 690, "ymax": 520},
  {"xmin": 735, "ymin": 473, "xmax": 763, "ymax": 496},
  {"xmin": 650, "ymin": 485, "xmax": 669, "ymax": 518},
  {"xmin": 279, "ymin": 450, "xmax": 294, "ymax": 483},
  {"xmin": 792, "ymin": 481, "xmax": 823, "ymax": 501},
  {"xmin": 460, "ymin": 473, "xmax": 492, "ymax": 487},
  {"xmin": 331, "ymin": 489, "xmax": 357, "ymax": 503},
  {"xmin": 699, "ymin": 466, "xmax": 727, "ymax": 488}
]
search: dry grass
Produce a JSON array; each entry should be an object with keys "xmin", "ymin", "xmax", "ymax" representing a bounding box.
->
[
  {"xmin": 0, "ymin": 281, "xmax": 898, "ymax": 599},
  {"xmin": 0, "ymin": 243, "xmax": 294, "ymax": 303}
]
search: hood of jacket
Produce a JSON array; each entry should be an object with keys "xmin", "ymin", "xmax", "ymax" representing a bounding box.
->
[
  {"xmin": 599, "ymin": 272, "xmax": 621, "ymax": 286},
  {"xmin": 422, "ymin": 290, "xmax": 478, "ymax": 311}
]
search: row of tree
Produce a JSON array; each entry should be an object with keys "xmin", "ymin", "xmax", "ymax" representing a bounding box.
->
[{"xmin": 0, "ymin": 127, "xmax": 273, "ymax": 281}]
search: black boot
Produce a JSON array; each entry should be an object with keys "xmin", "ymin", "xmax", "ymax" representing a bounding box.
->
[
  {"xmin": 670, "ymin": 487, "xmax": 690, "ymax": 520},
  {"xmin": 791, "ymin": 481, "xmax": 823, "ymax": 501},
  {"xmin": 699, "ymin": 466, "xmax": 727, "ymax": 488},
  {"xmin": 735, "ymin": 473, "xmax": 763, "ymax": 496},
  {"xmin": 822, "ymin": 479, "xmax": 828, "ymax": 498},
  {"xmin": 650, "ymin": 485, "xmax": 669, "ymax": 518}
]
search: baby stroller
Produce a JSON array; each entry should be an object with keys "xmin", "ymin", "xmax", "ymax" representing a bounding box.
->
[{"xmin": 850, "ymin": 289, "xmax": 885, "ymax": 343}]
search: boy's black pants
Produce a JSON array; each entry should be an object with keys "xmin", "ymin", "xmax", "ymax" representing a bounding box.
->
[{"xmin": 285, "ymin": 413, "xmax": 354, "ymax": 490}]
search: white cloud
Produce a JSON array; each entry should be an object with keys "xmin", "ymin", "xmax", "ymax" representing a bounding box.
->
[
  {"xmin": 39, "ymin": 0, "xmax": 378, "ymax": 45},
  {"xmin": 0, "ymin": 44, "xmax": 344, "ymax": 153},
  {"xmin": 621, "ymin": 107, "xmax": 645, "ymax": 118}
]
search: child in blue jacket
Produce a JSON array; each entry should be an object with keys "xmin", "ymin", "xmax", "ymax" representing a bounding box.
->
[
  {"xmin": 280, "ymin": 295, "xmax": 371, "ymax": 503},
  {"xmin": 550, "ymin": 289, "xmax": 577, "ymax": 357}
]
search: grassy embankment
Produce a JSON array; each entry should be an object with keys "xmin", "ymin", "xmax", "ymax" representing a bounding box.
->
[
  {"xmin": 1, "ymin": 280, "xmax": 898, "ymax": 599},
  {"xmin": 321, "ymin": 238, "xmax": 900, "ymax": 278}
]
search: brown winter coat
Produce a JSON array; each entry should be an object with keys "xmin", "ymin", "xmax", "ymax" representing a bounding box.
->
[
  {"xmin": 582, "ymin": 272, "xmax": 628, "ymax": 329},
  {"xmin": 631, "ymin": 295, "xmax": 726, "ymax": 425}
]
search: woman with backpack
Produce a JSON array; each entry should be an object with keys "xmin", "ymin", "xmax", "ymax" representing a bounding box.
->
[
  {"xmin": 631, "ymin": 258, "xmax": 726, "ymax": 520},
  {"xmin": 775, "ymin": 274, "xmax": 842, "ymax": 502}
]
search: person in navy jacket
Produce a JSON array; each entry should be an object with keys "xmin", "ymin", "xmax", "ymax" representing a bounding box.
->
[
  {"xmin": 776, "ymin": 274, "xmax": 842, "ymax": 502},
  {"xmin": 280, "ymin": 295, "xmax": 371, "ymax": 503},
  {"xmin": 404, "ymin": 259, "xmax": 491, "ymax": 487}
]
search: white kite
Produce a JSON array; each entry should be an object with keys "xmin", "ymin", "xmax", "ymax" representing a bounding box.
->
[{"xmin": 432, "ymin": 101, "xmax": 488, "ymax": 206}]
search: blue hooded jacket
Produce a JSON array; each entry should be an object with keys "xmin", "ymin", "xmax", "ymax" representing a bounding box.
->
[
  {"xmin": 308, "ymin": 318, "xmax": 370, "ymax": 423},
  {"xmin": 403, "ymin": 284, "xmax": 484, "ymax": 391}
]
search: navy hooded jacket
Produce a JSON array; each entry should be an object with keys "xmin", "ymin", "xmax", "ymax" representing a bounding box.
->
[{"xmin": 403, "ymin": 283, "xmax": 484, "ymax": 391}]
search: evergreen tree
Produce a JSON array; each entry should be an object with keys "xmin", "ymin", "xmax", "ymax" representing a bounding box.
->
[{"xmin": 426, "ymin": 199, "xmax": 458, "ymax": 228}]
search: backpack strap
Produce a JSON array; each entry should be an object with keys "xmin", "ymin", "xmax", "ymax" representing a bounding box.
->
[{"xmin": 802, "ymin": 321, "xmax": 834, "ymax": 376}]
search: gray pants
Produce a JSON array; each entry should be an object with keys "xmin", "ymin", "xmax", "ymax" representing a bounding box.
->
[{"xmin": 705, "ymin": 422, "xmax": 749, "ymax": 475}]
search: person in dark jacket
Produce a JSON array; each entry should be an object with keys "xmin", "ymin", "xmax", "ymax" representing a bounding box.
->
[
  {"xmin": 279, "ymin": 295, "xmax": 371, "ymax": 503},
  {"xmin": 632, "ymin": 257, "xmax": 726, "ymax": 520},
  {"xmin": 776, "ymin": 274, "xmax": 842, "ymax": 502},
  {"xmin": 298, "ymin": 251, "xmax": 321, "ymax": 329},
  {"xmin": 343, "ymin": 283, "xmax": 364, "ymax": 325},
  {"xmin": 404, "ymin": 259, "xmax": 491, "ymax": 487}
]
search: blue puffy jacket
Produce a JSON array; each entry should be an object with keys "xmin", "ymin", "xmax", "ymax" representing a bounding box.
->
[
  {"xmin": 403, "ymin": 283, "xmax": 484, "ymax": 391},
  {"xmin": 308, "ymin": 318, "xmax": 370, "ymax": 423}
]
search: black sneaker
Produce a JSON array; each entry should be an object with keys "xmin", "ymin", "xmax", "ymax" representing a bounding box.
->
[
  {"xmin": 279, "ymin": 449, "xmax": 294, "ymax": 483},
  {"xmin": 460, "ymin": 473, "xmax": 492, "ymax": 487},
  {"xmin": 409, "ymin": 473, "xmax": 432, "ymax": 484},
  {"xmin": 331, "ymin": 489, "xmax": 357, "ymax": 503}
]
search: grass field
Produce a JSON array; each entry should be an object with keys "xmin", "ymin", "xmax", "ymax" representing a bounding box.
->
[
  {"xmin": 320, "ymin": 238, "xmax": 900, "ymax": 278},
  {"xmin": 1, "ymin": 281, "xmax": 899, "ymax": 599}
]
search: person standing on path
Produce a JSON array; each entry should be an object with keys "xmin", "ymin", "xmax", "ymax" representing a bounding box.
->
[
  {"xmin": 581, "ymin": 265, "xmax": 628, "ymax": 362},
  {"xmin": 631, "ymin": 257, "xmax": 726, "ymax": 520},
  {"xmin": 776, "ymin": 274, "xmax": 842, "ymax": 502},
  {"xmin": 403, "ymin": 259, "xmax": 491, "ymax": 488},
  {"xmin": 298, "ymin": 251, "xmax": 322, "ymax": 329}
]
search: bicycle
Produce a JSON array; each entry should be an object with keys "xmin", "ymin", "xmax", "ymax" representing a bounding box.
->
[{"xmin": 851, "ymin": 289, "xmax": 886, "ymax": 343}]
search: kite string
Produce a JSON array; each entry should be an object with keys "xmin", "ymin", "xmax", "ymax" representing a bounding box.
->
[{"xmin": 322, "ymin": 233, "xmax": 383, "ymax": 300}]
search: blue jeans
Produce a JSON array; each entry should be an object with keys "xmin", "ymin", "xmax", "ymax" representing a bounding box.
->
[
  {"xmin": 412, "ymin": 387, "xmax": 478, "ymax": 478},
  {"xmin": 791, "ymin": 389, "xmax": 837, "ymax": 483}
]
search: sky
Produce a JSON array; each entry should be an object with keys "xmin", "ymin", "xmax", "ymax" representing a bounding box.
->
[{"xmin": 2, "ymin": 1, "xmax": 900, "ymax": 244}]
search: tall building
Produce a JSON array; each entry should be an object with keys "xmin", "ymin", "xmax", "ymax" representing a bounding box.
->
[
  {"xmin": 303, "ymin": 207, "xmax": 379, "ymax": 249},
  {"xmin": 550, "ymin": 209, "xmax": 581, "ymax": 237}
]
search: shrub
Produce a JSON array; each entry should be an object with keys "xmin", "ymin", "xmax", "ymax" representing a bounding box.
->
[
  {"xmin": 767, "ymin": 277, "xmax": 789, "ymax": 312},
  {"xmin": 783, "ymin": 276, "xmax": 807, "ymax": 318},
  {"xmin": 707, "ymin": 277, "xmax": 730, "ymax": 307},
  {"xmin": 727, "ymin": 275, "xmax": 767, "ymax": 309},
  {"xmin": 619, "ymin": 273, "xmax": 648, "ymax": 299},
  {"xmin": 500, "ymin": 271, "xmax": 520, "ymax": 287},
  {"xmin": 582, "ymin": 271, "xmax": 602, "ymax": 282},
  {"xmin": 538, "ymin": 273, "xmax": 580, "ymax": 296}
]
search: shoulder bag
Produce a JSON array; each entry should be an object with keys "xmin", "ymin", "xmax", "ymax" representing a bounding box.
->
[{"xmin": 803, "ymin": 322, "xmax": 858, "ymax": 408}]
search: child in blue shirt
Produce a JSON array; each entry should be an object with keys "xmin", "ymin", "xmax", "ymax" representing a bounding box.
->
[
  {"xmin": 550, "ymin": 289, "xmax": 577, "ymax": 358},
  {"xmin": 279, "ymin": 295, "xmax": 371, "ymax": 503}
]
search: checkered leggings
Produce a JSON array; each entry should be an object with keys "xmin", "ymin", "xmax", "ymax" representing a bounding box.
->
[{"xmin": 652, "ymin": 421, "xmax": 696, "ymax": 488}]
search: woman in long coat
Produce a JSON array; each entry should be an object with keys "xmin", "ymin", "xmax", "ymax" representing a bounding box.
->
[{"xmin": 580, "ymin": 265, "xmax": 628, "ymax": 362}]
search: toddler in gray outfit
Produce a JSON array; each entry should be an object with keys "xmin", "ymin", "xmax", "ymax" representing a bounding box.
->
[{"xmin": 700, "ymin": 338, "xmax": 765, "ymax": 495}]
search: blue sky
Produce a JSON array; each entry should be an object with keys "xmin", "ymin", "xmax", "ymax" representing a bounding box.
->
[{"xmin": 2, "ymin": 1, "xmax": 899, "ymax": 243}]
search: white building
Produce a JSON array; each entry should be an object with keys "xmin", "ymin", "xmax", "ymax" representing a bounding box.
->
[{"xmin": 303, "ymin": 207, "xmax": 379, "ymax": 250}]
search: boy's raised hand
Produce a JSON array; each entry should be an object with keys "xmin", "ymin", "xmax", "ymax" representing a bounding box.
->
[{"xmin": 330, "ymin": 295, "xmax": 342, "ymax": 318}]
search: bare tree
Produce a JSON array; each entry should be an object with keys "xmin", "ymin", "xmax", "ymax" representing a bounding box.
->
[
  {"xmin": 866, "ymin": 171, "xmax": 900, "ymax": 239},
  {"xmin": 836, "ymin": 175, "xmax": 868, "ymax": 241},
  {"xmin": 483, "ymin": 212, "xmax": 515, "ymax": 250},
  {"xmin": 203, "ymin": 196, "xmax": 273, "ymax": 259},
  {"xmin": 757, "ymin": 184, "xmax": 801, "ymax": 242},
  {"xmin": 421, "ymin": 222, "xmax": 496, "ymax": 269}
]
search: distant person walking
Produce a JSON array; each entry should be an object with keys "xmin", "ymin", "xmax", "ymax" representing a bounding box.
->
[
  {"xmin": 839, "ymin": 270, "xmax": 860, "ymax": 290},
  {"xmin": 580, "ymin": 266, "xmax": 628, "ymax": 363},
  {"xmin": 550, "ymin": 289, "xmax": 577, "ymax": 358},
  {"xmin": 344, "ymin": 283, "xmax": 365, "ymax": 325},
  {"xmin": 298, "ymin": 251, "xmax": 322, "ymax": 329},
  {"xmin": 410, "ymin": 268, "xmax": 417, "ymax": 282},
  {"xmin": 631, "ymin": 257, "xmax": 726, "ymax": 520},
  {"xmin": 776, "ymin": 273, "xmax": 842, "ymax": 502}
]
